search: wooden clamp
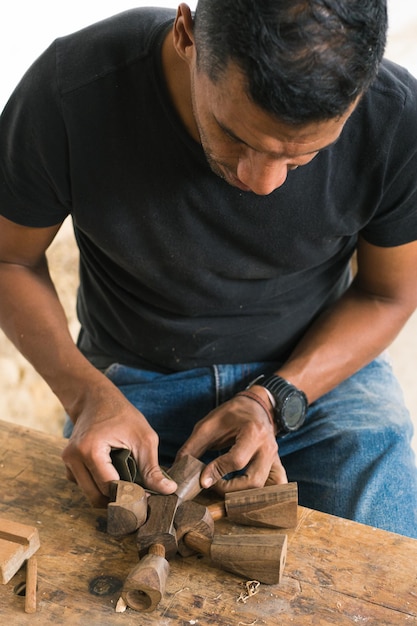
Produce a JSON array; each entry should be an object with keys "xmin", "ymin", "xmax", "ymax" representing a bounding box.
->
[{"xmin": 0, "ymin": 518, "xmax": 40, "ymax": 613}]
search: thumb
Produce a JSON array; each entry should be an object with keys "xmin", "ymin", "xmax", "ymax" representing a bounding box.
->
[
  {"xmin": 199, "ymin": 456, "xmax": 232, "ymax": 489},
  {"xmin": 140, "ymin": 463, "xmax": 178, "ymax": 494}
]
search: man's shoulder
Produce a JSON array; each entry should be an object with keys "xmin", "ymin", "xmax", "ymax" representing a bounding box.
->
[
  {"xmin": 369, "ymin": 58, "xmax": 417, "ymax": 108},
  {"xmin": 55, "ymin": 7, "xmax": 175, "ymax": 95}
]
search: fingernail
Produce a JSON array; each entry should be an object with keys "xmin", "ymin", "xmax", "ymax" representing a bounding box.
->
[{"xmin": 202, "ymin": 476, "xmax": 213, "ymax": 488}]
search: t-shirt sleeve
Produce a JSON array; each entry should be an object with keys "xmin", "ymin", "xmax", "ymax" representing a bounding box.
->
[
  {"xmin": 0, "ymin": 41, "xmax": 71, "ymax": 227},
  {"xmin": 361, "ymin": 69, "xmax": 417, "ymax": 247}
]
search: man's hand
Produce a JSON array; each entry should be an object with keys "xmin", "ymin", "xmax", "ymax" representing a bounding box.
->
[
  {"xmin": 176, "ymin": 392, "xmax": 288, "ymax": 495},
  {"xmin": 62, "ymin": 383, "xmax": 177, "ymax": 507}
]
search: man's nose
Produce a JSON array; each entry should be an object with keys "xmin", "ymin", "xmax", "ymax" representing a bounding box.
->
[{"xmin": 236, "ymin": 153, "xmax": 289, "ymax": 195}]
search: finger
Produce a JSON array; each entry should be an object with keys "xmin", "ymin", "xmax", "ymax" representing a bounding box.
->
[
  {"xmin": 176, "ymin": 427, "xmax": 211, "ymax": 461},
  {"xmin": 137, "ymin": 462, "xmax": 178, "ymax": 494},
  {"xmin": 62, "ymin": 442, "xmax": 119, "ymax": 507},
  {"xmin": 132, "ymin": 439, "xmax": 177, "ymax": 494},
  {"xmin": 64, "ymin": 456, "xmax": 113, "ymax": 507},
  {"xmin": 264, "ymin": 456, "xmax": 288, "ymax": 486}
]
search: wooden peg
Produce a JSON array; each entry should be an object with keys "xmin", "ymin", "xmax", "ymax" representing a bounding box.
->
[
  {"xmin": 25, "ymin": 555, "xmax": 38, "ymax": 614},
  {"xmin": 122, "ymin": 543, "xmax": 169, "ymax": 612},
  {"xmin": 219, "ymin": 483, "xmax": 298, "ymax": 529},
  {"xmin": 107, "ymin": 480, "xmax": 147, "ymax": 536},
  {"xmin": 184, "ymin": 530, "xmax": 288, "ymax": 585}
]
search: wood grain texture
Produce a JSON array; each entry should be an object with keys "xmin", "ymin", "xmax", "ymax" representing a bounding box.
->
[
  {"xmin": 0, "ymin": 420, "xmax": 417, "ymax": 625},
  {"xmin": 167, "ymin": 455, "xmax": 205, "ymax": 502},
  {"xmin": 0, "ymin": 519, "xmax": 40, "ymax": 584},
  {"xmin": 174, "ymin": 500, "xmax": 214, "ymax": 557},
  {"xmin": 136, "ymin": 494, "xmax": 179, "ymax": 560},
  {"xmin": 107, "ymin": 481, "xmax": 147, "ymax": 537},
  {"xmin": 122, "ymin": 544, "xmax": 169, "ymax": 612},
  {"xmin": 224, "ymin": 482, "xmax": 298, "ymax": 528}
]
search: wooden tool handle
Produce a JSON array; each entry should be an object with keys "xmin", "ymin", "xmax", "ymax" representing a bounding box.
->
[{"xmin": 122, "ymin": 543, "xmax": 169, "ymax": 613}]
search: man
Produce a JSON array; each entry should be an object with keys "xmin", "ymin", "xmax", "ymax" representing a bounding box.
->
[{"xmin": 1, "ymin": 1, "xmax": 417, "ymax": 537}]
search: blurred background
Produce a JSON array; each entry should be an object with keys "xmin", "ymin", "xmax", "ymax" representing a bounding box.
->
[{"xmin": 0, "ymin": 1, "xmax": 416, "ymax": 459}]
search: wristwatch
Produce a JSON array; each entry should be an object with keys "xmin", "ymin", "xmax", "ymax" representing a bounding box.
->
[{"xmin": 249, "ymin": 374, "xmax": 307, "ymax": 433}]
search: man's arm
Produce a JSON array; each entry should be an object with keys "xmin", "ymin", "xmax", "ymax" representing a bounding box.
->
[
  {"xmin": 179, "ymin": 236, "xmax": 417, "ymax": 492},
  {"xmin": 275, "ymin": 236, "xmax": 417, "ymax": 400},
  {"xmin": 0, "ymin": 215, "xmax": 177, "ymax": 505}
]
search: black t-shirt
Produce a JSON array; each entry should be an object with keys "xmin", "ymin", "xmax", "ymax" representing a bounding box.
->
[{"xmin": 1, "ymin": 8, "xmax": 417, "ymax": 372}]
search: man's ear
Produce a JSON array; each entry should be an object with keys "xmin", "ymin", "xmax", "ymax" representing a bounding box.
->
[{"xmin": 172, "ymin": 3, "xmax": 196, "ymax": 64}]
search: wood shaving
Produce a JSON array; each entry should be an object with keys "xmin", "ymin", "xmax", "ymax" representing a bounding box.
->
[
  {"xmin": 236, "ymin": 580, "xmax": 261, "ymax": 604},
  {"xmin": 115, "ymin": 596, "xmax": 127, "ymax": 613}
]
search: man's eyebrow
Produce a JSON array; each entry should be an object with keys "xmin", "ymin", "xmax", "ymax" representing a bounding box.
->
[{"xmin": 217, "ymin": 118, "xmax": 340, "ymax": 156}]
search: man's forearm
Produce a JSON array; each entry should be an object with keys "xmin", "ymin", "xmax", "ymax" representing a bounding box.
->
[
  {"xmin": 276, "ymin": 281, "xmax": 415, "ymax": 403},
  {"xmin": 0, "ymin": 259, "xmax": 105, "ymax": 419}
]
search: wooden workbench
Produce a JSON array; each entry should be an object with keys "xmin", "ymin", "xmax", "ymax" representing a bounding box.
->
[{"xmin": 0, "ymin": 419, "xmax": 416, "ymax": 625}]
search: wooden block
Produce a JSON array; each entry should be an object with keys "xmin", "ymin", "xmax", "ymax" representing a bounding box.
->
[
  {"xmin": 225, "ymin": 483, "xmax": 298, "ymax": 528},
  {"xmin": 0, "ymin": 518, "xmax": 40, "ymax": 585},
  {"xmin": 136, "ymin": 494, "xmax": 179, "ymax": 560},
  {"xmin": 174, "ymin": 500, "xmax": 214, "ymax": 557},
  {"xmin": 107, "ymin": 480, "xmax": 147, "ymax": 536},
  {"xmin": 210, "ymin": 533, "xmax": 288, "ymax": 585},
  {"xmin": 167, "ymin": 455, "xmax": 205, "ymax": 502}
]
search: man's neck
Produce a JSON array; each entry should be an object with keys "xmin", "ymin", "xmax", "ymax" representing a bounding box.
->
[{"xmin": 161, "ymin": 29, "xmax": 200, "ymax": 143}]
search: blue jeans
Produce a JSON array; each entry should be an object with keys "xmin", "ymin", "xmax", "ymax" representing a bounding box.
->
[{"xmin": 64, "ymin": 354, "xmax": 417, "ymax": 538}]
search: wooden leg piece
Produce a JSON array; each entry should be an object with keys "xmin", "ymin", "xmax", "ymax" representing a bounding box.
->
[
  {"xmin": 122, "ymin": 544, "xmax": 169, "ymax": 612},
  {"xmin": 25, "ymin": 555, "xmax": 37, "ymax": 614}
]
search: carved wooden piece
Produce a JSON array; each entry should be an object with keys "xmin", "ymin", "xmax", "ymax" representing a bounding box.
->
[
  {"xmin": 168, "ymin": 455, "xmax": 206, "ymax": 502},
  {"xmin": 174, "ymin": 500, "xmax": 214, "ymax": 557},
  {"xmin": 0, "ymin": 518, "xmax": 40, "ymax": 584},
  {"xmin": 136, "ymin": 494, "xmax": 179, "ymax": 560},
  {"xmin": 223, "ymin": 483, "xmax": 298, "ymax": 528},
  {"xmin": 107, "ymin": 480, "xmax": 147, "ymax": 536},
  {"xmin": 127, "ymin": 455, "xmax": 206, "ymax": 612},
  {"xmin": 122, "ymin": 543, "xmax": 169, "ymax": 612},
  {"xmin": 184, "ymin": 531, "xmax": 288, "ymax": 585}
]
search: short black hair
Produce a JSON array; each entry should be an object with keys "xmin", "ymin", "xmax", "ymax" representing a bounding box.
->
[{"xmin": 194, "ymin": 0, "xmax": 388, "ymax": 123}]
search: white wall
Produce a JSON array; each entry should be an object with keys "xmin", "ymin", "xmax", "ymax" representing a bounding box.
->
[
  {"xmin": 1, "ymin": 1, "xmax": 416, "ymax": 112},
  {"xmin": 0, "ymin": 2, "xmax": 195, "ymax": 111}
]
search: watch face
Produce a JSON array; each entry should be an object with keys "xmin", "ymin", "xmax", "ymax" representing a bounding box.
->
[{"xmin": 283, "ymin": 393, "xmax": 305, "ymax": 429}]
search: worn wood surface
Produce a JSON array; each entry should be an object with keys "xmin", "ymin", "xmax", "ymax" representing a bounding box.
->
[{"xmin": 0, "ymin": 419, "xmax": 416, "ymax": 625}]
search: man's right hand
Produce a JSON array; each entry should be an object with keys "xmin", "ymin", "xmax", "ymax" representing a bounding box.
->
[{"xmin": 62, "ymin": 381, "xmax": 178, "ymax": 507}]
